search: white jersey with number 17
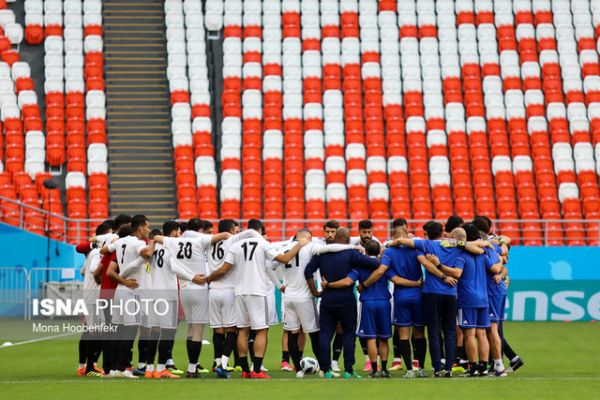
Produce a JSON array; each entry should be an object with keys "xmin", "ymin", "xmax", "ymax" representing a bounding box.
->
[
  {"xmin": 207, "ymin": 230, "xmax": 261, "ymax": 290},
  {"xmin": 224, "ymin": 237, "xmax": 279, "ymax": 297}
]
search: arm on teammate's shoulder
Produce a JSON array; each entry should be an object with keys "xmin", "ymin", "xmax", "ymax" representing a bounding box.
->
[
  {"xmin": 351, "ymin": 251, "xmax": 380, "ymax": 270},
  {"xmin": 231, "ymin": 229, "xmax": 262, "ymax": 243},
  {"xmin": 140, "ymin": 240, "xmax": 156, "ymax": 259},
  {"xmin": 313, "ymin": 243, "xmax": 355, "ymax": 256},
  {"xmin": 153, "ymin": 235, "xmax": 165, "ymax": 244},
  {"xmin": 273, "ymin": 237, "xmax": 308, "ymax": 264},
  {"xmin": 388, "ymin": 237, "xmax": 415, "ymax": 248},
  {"xmin": 211, "ymin": 232, "xmax": 232, "ymax": 244},
  {"xmin": 362, "ymin": 265, "xmax": 389, "ymax": 288}
]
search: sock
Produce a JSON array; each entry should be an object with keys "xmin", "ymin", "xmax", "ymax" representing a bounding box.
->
[
  {"xmin": 253, "ymin": 356, "xmax": 263, "ymax": 373},
  {"xmin": 79, "ymin": 363, "xmax": 85, "ymax": 369},
  {"xmin": 287, "ymin": 333, "xmax": 302, "ymax": 372},
  {"xmin": 370, "ymin": 361, "xmax": 378, "ymax": 372},
  {"xmin": 494, "ymin": 359, "xmax": 505, "ymax": 372},
  {"xmin": 393, "ymin": 331, "xmax": 400, "ymax": 360},
  {"xmin": 359, "ymin": 337, "xmax": 369, "ymax": 356},
  {"xmin": 456, "ymin": 346, "xmax": 465, "ymax": 363},
  {"xmin": 248, "ymin": 331, "xmax": 257, "ymax": 364},
  {"xmin": 146, "ymin": 332, "xmax": 159, "ymax": 367},
  {"xmin": 188, "ymin": 340, "xmax": 201, "ymax": 371},
  {"xmin": 381, "ymin": 359, "xmax": 387, "ymax": 372},
  {"xmin": 309, "ymin": 331, "xmax": 319, "ymax": 357},
  {"xmin": 282, "ymin": 351, "xmax": 290, "ymax": 363},
  {"xmin": 186, "ymin": 338, "xmax": 192, "ymax": 365},
  {"xmin": 479, "ymin": 361, "xmax": 488, "ymax": 373},
  {"xmin": 502, "ymin": 337, "xmax": 518, "ymax": 360},
  {"xmin": 213, "ymin": 332, "xmax": 225, "ymax": 366},
  {"xmin": 157, "ymin": 364, "xmax": 165, "ymax": 372},
  {"xmin": 138, "ymin": 338, "xmax": 148, "ymax": 369},
  {"xmin": 79, "ymin": 336, "xmax": 88, "ymax": 364},
  {"xmin": 222, "ymin": 332, "xmax": 236, "ymax": 368},
  {"xmin": 166, "ymin": 357, "xmax": 174, "ymax": 366},
  {"xmin": 413, "ymin": 337, "xmax": 426, "ymax": 369},
  {"xmin": 239, "ymin": 356, "xmax": 250, "ymax": 373},
  {"xmin": 188, "ymin": 363, "xmax": 196, "ymax": 373},
  {"xmin": 332, "ymin": 332, "xmax": 343, "ymax": 361},
  {"xmin": 399, "ymin": 339, "xmax": 412, "ymax": 371},
  {"xmin": 147, "ymin": 364, "xmax": 154, "ymax": 372},
  {"xmin": 511, "ymin": 356, "xmax": 520, "ymax": 363}
]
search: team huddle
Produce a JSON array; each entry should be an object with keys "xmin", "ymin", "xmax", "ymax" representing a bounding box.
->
[{"xmin": 75, "ymin": 215, "xmax": 524, "ymax": 379}]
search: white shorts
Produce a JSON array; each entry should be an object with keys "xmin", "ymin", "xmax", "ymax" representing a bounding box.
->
[
  {"xmin": 147, "ymin": 299, "xmax": 179, "ymax": 330},
  {"xmin": 111, "ymin": 289, "xmax": 142, "ymax": 326},
  {"xmin": 283, "ymin": 298, "xmax": 319, "ymax": 333},
  {"xmin": 209, "ymin": 288, "xmax": 236, "ymax": 328},
  {"xmin": 180, "ymin": 288, "xmax": 209, "ymax": 324},
  {"xmin": 84, "ymin": 302, "xmax": 105, "ymax": 327},
  {"xmin": 267, "ymin": 290, "xmax": 279, "ymax": 325},
  {"xmin": 235, "ymin": 294, "xmax": 269, "ymax": 330}
]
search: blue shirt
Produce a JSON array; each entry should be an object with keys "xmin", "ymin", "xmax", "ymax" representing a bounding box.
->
[
  {"xmin": 348, "ymin": 267, "xmax": 392, "ymax": 302},
  {"xmin": 485, "ymin": 244, "xmax": 506, "ymax": 296},
  {"xmin": 381, "ymin": 246, "xmax": 422, "ymax": 301},
  {"xmin": 414, "ymin": 240, "xmax": 465, "ymax": 296},
  {"xmin": 304, "ymin": 249, "xmax": 380, "ymax": 307},
  {"xmin": 458, "ymin": 252, "xmax": 494, "ymax": 308}
]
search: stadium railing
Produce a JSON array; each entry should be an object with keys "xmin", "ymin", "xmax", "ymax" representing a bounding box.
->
[{"xmin": 2, "ymin": 196, "xmax": 599, "ymax": 246}]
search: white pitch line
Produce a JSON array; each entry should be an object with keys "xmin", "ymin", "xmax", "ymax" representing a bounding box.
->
[
  {"xmin": 0, "ymin": 332, "xmax": 78, "ymax": 348},
  {"xmin": 1, "ymin": 377, "xmax": 600, "ymax": 384}
]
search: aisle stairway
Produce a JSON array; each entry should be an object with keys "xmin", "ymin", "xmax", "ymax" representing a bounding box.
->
[{"xmin": 103, "ymin": 0, "xmax": 177, "ymax": 223}]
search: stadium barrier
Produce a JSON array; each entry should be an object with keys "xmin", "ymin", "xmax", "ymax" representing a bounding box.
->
[
  {"xmin": 2, "ymin": 197, "xmax": 599, "ymax": 245},
  {"xmin": 0, "ymin": 267, "xmax": 28, "ymax": 319}
]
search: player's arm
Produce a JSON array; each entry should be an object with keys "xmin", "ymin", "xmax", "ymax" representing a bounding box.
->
[
  {"xmin": 361, "ymin": 265, "xmax": 389, "ymax": 288},
  {"xmin": 322, "ymin": 273, "xmax": 357, "ymax": 290},
  {"xmin": 92, "ymin": 254, "xmax": 108, "ymax": 284},
  {"xmin": 494, "ymin": 266, "xmax": 509, "ymax": 284},
  {"xmin": 100, "ymin": 237, "xmax": 118, "ymax": 254},
  {"xmin": 265, "ymin": 265, "xmax": 284, "ymax": 291},
  {"xmin": 304, "ymin": 257, "xmax": 321, "ymax": 297},
  {"xmin": 230, "ymin": 229, "xmax": 262, "ymax": 243},
  {"xmin": 211, "ymin": 232, "xmax": 232, "ymax": 244},
  {"xmin": 119, "ymin": 256, "xmax": 144, "ymax": 278},
  {"xmin": 387, "ymin": 237, "xmax": 416, "ymax": 248},
  {"xmin": 390, "ymin": 274, "xmax": 422, "ymax": 288},
  {"xmin": 76, "ymin": 241, "xmax": 93, "ymax": 255},
  {"xmin": 312, "ymin": 243, "xmax": 356, "ymax": 255},
  {"xmin": 417, "ymin": 254, "xmax": 458, "ymax": 286},
  {"xmin": 139, "ymin": 239, "xmax": 156, "ymax": 259},
  {"xmin": 425, "ymin": 253, "xmax": 463, "ymax": 279},
  {"xmin": 206, "ymin": 262, "xmax": 233, "ymax": 284},
  {"xmin": 106, "ymin": 260, "xmax": 138, "ymax": 289},
  {"xmin": 273, "ymin": 238, "xmax": 308, "ymax": 264}
]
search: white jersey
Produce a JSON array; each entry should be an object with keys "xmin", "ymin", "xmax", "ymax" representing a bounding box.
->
[
  {"xmin": 275, "ymin": 242, "xmax": 354, "ymax": 300},
  {"xmin": 207, "ymin": 230, "xmax": 262, "ymax": 290},
  {"xmin": 82, "ymin": 248, "xmax": 101, "ymax": 303},
  {"xmin": 96, "ymin": 233, "xmax": 118, "ymax": 248},
  {"xmin": 163, "ymin": 230, "xmax": 212, "ymax": 290},
  {"xmin": 350, "ymin": 235, "xmax": 381, "ymax": 249},
  {"xmin": 224, "ymin": 236, "xmax": 279, "ymax": 296},
  {"xmin": 149, "ymin": 243, "xmax": 178, "ymax": 301},
  {"xmin": 108, "ymin": 235, "xmax": 149, "ymax": 294}
]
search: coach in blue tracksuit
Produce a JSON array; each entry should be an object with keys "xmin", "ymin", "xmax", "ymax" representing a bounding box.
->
[{"xmin": 304, "ymin": 228, "xmax": 379, "ymax": 378}]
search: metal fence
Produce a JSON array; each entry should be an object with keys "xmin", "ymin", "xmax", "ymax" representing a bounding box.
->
[
  {"xmin": 2, "ymin": 196, "xmax": 599, "ymax": 245},
  {"xmin": 0, "ymin": 267, "xmax": 82, "ymax": 320}
]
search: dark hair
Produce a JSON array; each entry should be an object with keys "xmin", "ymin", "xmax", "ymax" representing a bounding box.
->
[
  {"xmin": 247, "ymin": 218, "xmax": 263, "ymax": 231},
  {"xmin": 358, "ymin": 220, "xmax": 373, "ymax": 230},
  {"xmin": 118, "ymin": 224, "xmax": 132, "ymax": 238},
  {"xmin": 218, "ymin": 219, "xmax": 236, "ymax": 233},
  {"xmin": 187, "ymin": 218, "xmax": 203, "ymax": 232},
  {"xmin": 423, "ymin": 221, "xmax": 443, "ymax": 239},
  {"xmin": 323, "ymin": 220, "xmax": 340, "ymax": 230},
  {"xmin": 163, "ymin": 220, "xmax": 180, "ymax": 236},
  {"xmin": 201, "ymin": 220, "xmax": 213, "ymax": 230},
  {"xmin": 462, "ymin": 223, "xmax": 481, "ymax": 242},
  {"xmin": 232, "ymin": 220, "xmax": 240, "ymax": 227},
  {"xmin": 131, "ymin": 215, "xmax": 149, "ymax": 232},
  {"xmin": 364, "ymin": 240, "xmax": 381, "ymax": 257},
  {"xmin": 179, "ymin": 221, "xmax": 188, "ymax": 232},
  {"xmin": 95, "ymin": 221, "xmax": 112, "ymax": 236},
  {"xmin": 444, "ymin": 215, "xmax": 464, "ymax": 233},
  {"xmin": 102, "ymin": 219, "xmax": 115, "ymax": 229},
  {"xmin": 149, "ymin": 229, "xmax": 162, "ymax": 239},
  {"xmin": 392, "ymin": 218, "xmax": 408, "ymax": 228},
  {"xmin": 472, "ymin": 216, "xmax": 491, "ymax": 235},
  {"xmin": 114, "ymin": 214, "xmax": 132, "ymax": 230},
  {"xmin": 482, "ymin": 216, "xmax": 493, "ymax": 232}
]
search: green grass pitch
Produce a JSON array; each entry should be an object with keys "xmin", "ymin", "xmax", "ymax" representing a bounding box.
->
[{"xmin": 1, "ymin": 321, "xmax": 599, "ymax": 399}]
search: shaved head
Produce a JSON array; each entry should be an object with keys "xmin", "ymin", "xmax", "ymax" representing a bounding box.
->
[
  {"xmin": 392, "ymin": 226, "xmax": 406, "ymax": 239},
  {"xmin": 451, "ymin": 227, "xmax": 467, "ymax": 242},
  {"xmin": 334, "ymin": 227, "xmax": 350, "ymax": 244},
  {"xmin": 296, "ymin": 228, "xmax": 312, "ymax": 240}
]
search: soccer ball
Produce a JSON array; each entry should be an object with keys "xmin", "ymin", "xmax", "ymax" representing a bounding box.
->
[{"xmin": 300, "ymin": 357, "xmax": 319, "ymax": 374}]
